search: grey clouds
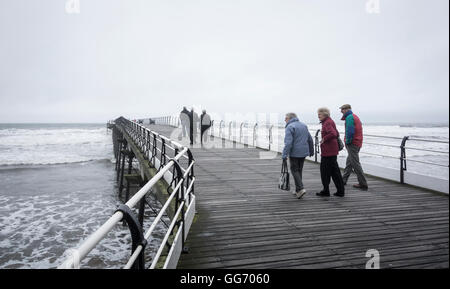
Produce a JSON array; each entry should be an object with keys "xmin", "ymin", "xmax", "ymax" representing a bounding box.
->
[{"xmin": 0, "ymin": 0, "xmax": 448, "ymax": 123}]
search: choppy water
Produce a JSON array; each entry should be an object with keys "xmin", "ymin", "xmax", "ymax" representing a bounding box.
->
[{"xmin": 0, "ymin": 124, "xmax": 165, "ymax": 268}]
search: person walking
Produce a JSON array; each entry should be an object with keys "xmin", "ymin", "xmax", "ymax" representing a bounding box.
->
[
  {"xmin": 200, "ymin": 109, "xmax": 212, "ymax": 144},
  {"xmin": 316, "ymin": 107, "xmax": 345, "ymax": 197},
  {"xmin": 179, "ymin": 107, "xmax": 190, "ymax": 139},
  {"xmin": 191, "ymin": 108, "xmax": 199, "ymax": 144},
  {"xmin": 282, "ymin": 113, "xmax": 314, "ymax": 199},
  {"xmin": 339, "ymin": 104, "xmax": 368, "ymax": 190}
]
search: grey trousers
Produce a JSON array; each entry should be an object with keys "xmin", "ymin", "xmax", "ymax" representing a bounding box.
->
[
  {"xmin": 342, "ymin": 144, "xmax": 368, "ymax": 186},
  {"xmin": 289, "ymin": 157, "xmax": 305, "ymax": 192}
]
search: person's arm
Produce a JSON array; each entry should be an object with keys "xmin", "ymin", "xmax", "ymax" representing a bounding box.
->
[
  {"xmin": 321, "ymin": 121, "xmax": 337, "ymax": 143},
  {"xmin": 282, "ymin": 126, "xmax": 293, "ymax": 159},
  {"xmin": 345, "ymin": 115, "xmax": 355, "ymax": 144},
  {"xmin": 307, "ymin": 131, "xmax": 314, "ymax": 157}
]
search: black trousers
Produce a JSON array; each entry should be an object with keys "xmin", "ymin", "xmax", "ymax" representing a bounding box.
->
[
  {"xmin": 289, "ymin": 157, "xmax": 305, "ymax": 192},
  {"xmin": 320, "ymin": 156, "xmax": 345, "ymax": 194}
]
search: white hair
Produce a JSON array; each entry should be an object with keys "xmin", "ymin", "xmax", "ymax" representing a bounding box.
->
[
  {"xmin": 317, "ymin": 107, "xmax": 330, "ymax": 117},
  {"xmin": 285, "ymin": 112, "xmax": 297, "ymax": 120}
]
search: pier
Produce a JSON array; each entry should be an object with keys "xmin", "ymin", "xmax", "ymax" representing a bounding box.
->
[
  {"xmin": 60, "ymin": 117, "xmax": 448, "ymax": 269},
  {"xmin": 148, "ymin": 122, "xmax": 448, "ymax": 269}
]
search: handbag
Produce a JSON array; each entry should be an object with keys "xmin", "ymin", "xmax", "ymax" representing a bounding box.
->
[{"xmin": 278, "ymin": 159, "xmax": 290, "ymax": 191}]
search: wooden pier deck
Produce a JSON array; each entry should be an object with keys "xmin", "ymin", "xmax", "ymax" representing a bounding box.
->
[{"xmin": 148, "ymin": 124, "xmax": 449, "ymax": 269}]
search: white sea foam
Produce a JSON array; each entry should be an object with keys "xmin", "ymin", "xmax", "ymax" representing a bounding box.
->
[
  {"xmin": 0, "ymin": 125, "xmax": 114, "ymax": 166},
  {"xmin": 0, "ymin": 124, "xmax": 169, "ymax": 269}
]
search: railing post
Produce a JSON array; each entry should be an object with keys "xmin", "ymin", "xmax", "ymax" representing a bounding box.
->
[
  {"xmin": 219, "ymin": 120, "xmax": 224, "ymax": 138},
  {"xmin": 314, "ymin": 129, "xmax": 321, "ymax": 163},
  {"xmin": 159, "ymin": 138, "xmax": 166, "ymax": 171},
  {"xmin": 240, "ymin": 122, "xmax": 244, "ymax": 143},
  {"xmin": 146, "ymin": 130, "xmax": 151, "ymax": 159},
  {"xmin": 268, "ymin": 125, "xmax": 273, "ymax": 151},
  {"xmin": 253, "ymin": 123, "xmax": 258, "ymax": 147},
  {"xmin": 151, "ymin": 133, "xmax": 157, "ymax": 166},
  {"xmin": 187, "ymin": 149, "xmax": 194, "ymax": 204},
  {"xmin": 210, "ymin": 120, "xmax": 214, "ymax": 138},
  {"xmin": 400, "ymin": 136, "xmax": 409, "ymax": 184}
]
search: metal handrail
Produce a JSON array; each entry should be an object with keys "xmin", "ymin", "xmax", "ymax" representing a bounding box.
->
[
  {"xmin": 408, "ymin": 137, "xmax": 449, "ymax": 144},
  {"xmin": 150, "ymin": 116, "xmax": 448, "ymax": 185},
  {"xmin": 59, "ymin": 117, "xmax": 195, "ymax": 269}
]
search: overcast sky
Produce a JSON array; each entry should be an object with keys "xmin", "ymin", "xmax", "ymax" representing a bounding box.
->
[{"xmin": 0, "ymin": 0, "xmax": 448, "ymax": 123}]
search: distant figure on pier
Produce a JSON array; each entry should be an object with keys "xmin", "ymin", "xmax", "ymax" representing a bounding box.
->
[
  {"xmin": 180, "ymin": 107, "xmax": 190, "ymax": 139},
  {"xmin": 200, "ymin": 109, "xmax": 212, "ymax": 144},
  {"xmin": 282, "ymin": 113, "xmax": 314, "ymax": 199},
  {"xmin": 339, "ymin": 104, "xmax": 368, "ymax": 190},
  {"xmin": 190, "ymin": 108, "xmax": 199, "ymax": 145},
  {"xmin": 316, "ymin": 107, "xmax": 345, "ymax": 197}
]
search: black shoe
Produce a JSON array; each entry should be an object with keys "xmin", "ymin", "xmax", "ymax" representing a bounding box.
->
[
  {"xmin": 316, "ymin": 191, "xmax": 330, "ymax": 197},
  {"xmin": 333, "ymin": 192, "xmax": 345, "ymax": 197}
]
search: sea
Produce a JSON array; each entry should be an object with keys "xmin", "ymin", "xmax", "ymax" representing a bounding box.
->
[
  {"xmin": 0, "ymin": 123, "xmax": 165, "ymax": 269},
  {"xmin": 0, "ymin": 122, "xmax": 448, "ymax": 268}
]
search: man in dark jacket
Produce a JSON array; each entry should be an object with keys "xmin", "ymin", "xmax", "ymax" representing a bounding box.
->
[
  {"xmin": 340, "ymin": 104, "xmax": 368, "ymax": 190},
  {"xmin": 282, "ymin": 113, "xmax": 314, "ymax": 199},
  {"xmin": 200, "ymin": 109, "xmax": 212, "ymax": 144},
  {"xmin": 191, "ymin": 108, "xmax": 199, "ymax": 145},
  {"xmin": 180, "ymin": 107, "xmax": 190, "ymax": 139}
]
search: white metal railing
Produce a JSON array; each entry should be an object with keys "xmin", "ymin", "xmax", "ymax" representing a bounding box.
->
[{"xmin": 59, "ymin": 117, "xmax": 195, "ymax": 269}]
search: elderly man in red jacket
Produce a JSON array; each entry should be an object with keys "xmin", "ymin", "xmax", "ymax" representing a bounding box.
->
[{"xmin": 340, "ymin": 104, "xmax": 368, "ymax": 190}]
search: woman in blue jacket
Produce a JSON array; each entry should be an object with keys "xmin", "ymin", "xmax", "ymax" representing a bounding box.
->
[{"xmin": 282, "ymin": 113, "xmax": 314, "ymax": 199}]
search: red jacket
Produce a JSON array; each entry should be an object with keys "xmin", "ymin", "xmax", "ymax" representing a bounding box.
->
[{"xmin": 320, "ymin": 117, "xmax": 339, "ymax": 157}]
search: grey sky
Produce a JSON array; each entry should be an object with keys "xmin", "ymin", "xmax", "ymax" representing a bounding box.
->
[{"xmin": 0, "ymin": 0, "xmax": 448, "ymax": 123}]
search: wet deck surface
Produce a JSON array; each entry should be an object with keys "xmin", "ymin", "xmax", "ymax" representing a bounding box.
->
[{"xmin": 148, "ymin": 124, "xmax": 449, "ymax": 269}]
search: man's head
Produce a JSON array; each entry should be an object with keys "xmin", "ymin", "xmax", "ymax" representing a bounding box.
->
[
  {"xmin": 339, "ymin": 104, "xmax": 352, "ymax": 115},
  {"xmin": 202, "ymin": 109, "xmax": 206, "ymax": 114},
  {"xmin": 285, "ymin": 112, "xmax": 297, "ymax": 123}
]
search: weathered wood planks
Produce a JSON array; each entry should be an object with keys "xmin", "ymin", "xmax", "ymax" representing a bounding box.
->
[{"xmin": 146, "ymin": 125, "xmax": 449, "ymax": 269}]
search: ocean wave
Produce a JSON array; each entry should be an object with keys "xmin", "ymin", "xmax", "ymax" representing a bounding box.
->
[
  {"xmin": 0, "ymin": 124, "xmax": 113, "ymax": 167},
  {"xmin": 399, "ymin": 123, "xmax": 449, "ymax": 128},
  {"xmin": 0, "ymin": 158, "xmax": 115, "ymax": 169}
]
